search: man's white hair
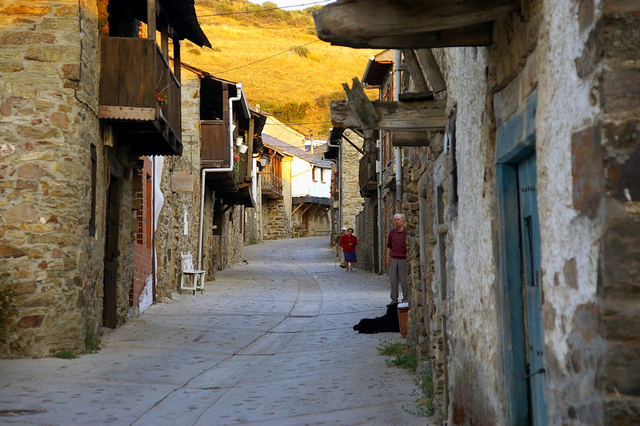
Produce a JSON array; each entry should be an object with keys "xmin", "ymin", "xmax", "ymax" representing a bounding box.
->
[{"xmin": 394, "ymin": 213, "xmax": 404, "ymax": 220}]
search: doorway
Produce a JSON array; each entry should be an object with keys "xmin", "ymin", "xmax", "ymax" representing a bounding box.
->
[
  {"xmin": 496, "ymin": 92, "xmax": 546, "ymax": 425},
  {"xmin": 103, "ymin": 175, "xmax": 121, "ymax": 329}
]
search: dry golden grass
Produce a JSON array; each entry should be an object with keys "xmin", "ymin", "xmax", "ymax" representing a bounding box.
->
[{"xmin": 185, "ymin": 0, "xmax": 379, "ymax": 138}]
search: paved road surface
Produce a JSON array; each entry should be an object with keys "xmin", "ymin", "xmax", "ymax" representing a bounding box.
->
[{"xmin": 0, "ymin": 237, "xmax": 433, "ymax": 426}]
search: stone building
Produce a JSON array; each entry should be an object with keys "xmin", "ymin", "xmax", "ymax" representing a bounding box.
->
[
  {"xmin": 262, "ymin": 135, "xmax": 332, "ymax": 237},
  {"xmin": 0, "ymin": 0, "xmax": 210, "ymax": 357},
  {"xmin": 324, "ymin": 128, "xmax": 365, "ymax": 255},
  {"xmin": 316, "ymin": 0, "xmax": 640, "ymax": 424},
  {"xmin": 259, "ymin": 134, "xmax": 292, "ymax": 241}
]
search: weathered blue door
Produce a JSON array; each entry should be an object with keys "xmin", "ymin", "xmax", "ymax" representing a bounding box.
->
[{"xmin": 517, "ymin": 153, "xmax": 547, "ymax": 426}]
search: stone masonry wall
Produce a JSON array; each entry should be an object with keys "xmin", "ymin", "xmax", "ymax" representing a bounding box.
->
[
  {"xmin": 339, "ymin": 129, "xmax": 363, "ymax": 231},
  {"xmin": 155, "ymin": 70, "xmax": 203, "ymax": 299},
  {"xmin": 0, "ymin": 0, "xmax": 108, "ymax": 357},
  {"xmin": 597, "ymin": 0, "xmax": 640, "ymax": 423}
]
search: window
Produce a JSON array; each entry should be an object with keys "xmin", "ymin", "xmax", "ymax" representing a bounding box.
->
[{"xmin": 312, "ymin": 166, "xmax": 317, "ymax": 181}]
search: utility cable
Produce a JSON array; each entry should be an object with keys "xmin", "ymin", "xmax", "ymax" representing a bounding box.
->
[{"xmin": 215, "ymin": 39, "xmax": 319, "ymax": 74}]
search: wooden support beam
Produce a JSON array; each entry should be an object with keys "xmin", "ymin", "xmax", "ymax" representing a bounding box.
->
[
  {"xmin": 342, "ymin": 134, "xmax": 364, "ymax": 155},
  {"xmin": 313, "ymin": 0, "xmax": 518, "ymax": 48},
  {"xmin": 245, "ymin": 118, "xmax": 255, "ymax": 181},
  {"xmin": 292, "ymin": 202, "xmax": 306, "ymax": 216},
  {"xmin": 342, "ymin": 77, "xmax": 379, "ymax": 131},
  {"xmin": 313, "ymin": 204, "xmax": 326, "ymax": 219},
  {"xmin": 402, "ymin": 49, "xmax": 430, "ymax": 93},
  {"xmin": 310, "ymin": 204, "xmax": 323, "ymax": 218},
  {"xmin": 147, "ymin": 0, "xmax": 156, "ymax": 39},
  {"xmin": 331, "ymin": 99, "xmax": 447, "ymax": 131},
  {"xmin": 300, "ymin": 204, "xmax": 313, "ymax": 216},
  {"xmin": 392, "ymin": 131, "xmax": 431, "ymax": 147},
  {"xmin": 415, "ymin": 49, "xmax": 446, "ymax": 93}
]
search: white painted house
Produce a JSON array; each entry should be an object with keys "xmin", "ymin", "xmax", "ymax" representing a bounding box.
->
[{"xmin": 262, "ymin": 134, "xmax": 333, "ymax": 236}]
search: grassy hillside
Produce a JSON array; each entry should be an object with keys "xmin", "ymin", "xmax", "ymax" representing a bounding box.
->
[{"xmin": 186, "ymin": 0, "xmax": 379, "ymax": 138}]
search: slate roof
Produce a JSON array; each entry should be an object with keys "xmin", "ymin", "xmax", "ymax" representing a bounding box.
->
[{"xmin": 262, "ymin": 134, "xmax": 333, "ymax": 168}]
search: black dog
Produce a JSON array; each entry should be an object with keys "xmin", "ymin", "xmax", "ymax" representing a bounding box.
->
[{"xmin": 353, "ymin": 303, "xmax": 399, "ymax": 334}]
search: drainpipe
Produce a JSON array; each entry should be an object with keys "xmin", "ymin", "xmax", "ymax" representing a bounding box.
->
[
  {"xmin": 197, "ymin": 83, "xmax": 243, "ymax": 270},
  {"xmin": 394, "ymin": 50, "xmax": 402, "ymax": 213}
]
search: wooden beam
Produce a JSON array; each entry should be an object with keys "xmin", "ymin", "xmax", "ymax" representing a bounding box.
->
[
  {"xmin": 415, "ymin": 49, "xmax": 446, "ymax": 93},
  {"xmin": 310, "ymin": 204, "xmax": 323, "ymax": 218},
  {"xmin": 300, "ymin": 204, "xmax": 313, "ymax": 216},
  {"xmin": 331, "ymin": 99, "xmax": 447, "ymax": 131},
  {"xmin": 292, "ymin": 202, "xmax": 306, "ymax": 216},
  {"xmin": 341, "ymin": 134, "xmax": 364, "ymax": 155},
  {"xmin": 313, "ymin": 0, "xmax": 518, "ymax": 48},
  {"xmin": 392, "ymin": 131, "xmax": 431, "ymax": 147},
  {"xmin": 402, "ymin": 49, "xmax": 430, "ymax": 93},
  {"xmin": 147, "ymin": 0, "xmax": 156, "ymax": 39},
  {"xmin": 342, "ymin": 77, "xmax": 379, "ymax": 130},
  {"xmin": 245, "ymin": 118, "xmax": 255, "ymax": 181},
  {"xmin": 314, "ymin": 205, "xmax": 328, "ymax": 219}
]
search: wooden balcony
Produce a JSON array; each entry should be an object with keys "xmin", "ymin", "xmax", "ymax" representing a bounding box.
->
[
  {"xmin": 261, "ymin": 172, "xmax": 283, "ymax": 199},
  {"xmin": 201, "ymin": 120, "xmax": 230, "ymax": 168},
  {"xmin": 99, "ymin": 37, "xmax": 182, "ymax": 156},
  {"xmin": 359, "ymin": 149, "xmax": 378, "ymax": 197}
]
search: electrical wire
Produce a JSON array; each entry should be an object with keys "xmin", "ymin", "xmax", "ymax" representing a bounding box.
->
[{"xmin": 215, "ymin": 39, "xmax": 319, "ymax": 74}]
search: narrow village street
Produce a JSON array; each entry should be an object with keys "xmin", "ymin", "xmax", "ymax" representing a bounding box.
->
[{"xmin": 0, "ymin": 237, "xmax": 432, "ymax": 426}]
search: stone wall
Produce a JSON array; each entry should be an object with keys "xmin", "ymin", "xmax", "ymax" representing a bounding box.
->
[
  {"xmin": 409, "ymin": 0, "xmax": 637, "ymax": 424},
  {"xmin": 597, "ymin": 0, "xmax": 640, "ymax": 423},
  {"xmin": 339, "ymin": 129, "xmax": 363, "ymax": 230},
  {"xmin": 0, "ymin": 0, "xmax": 111, "ymax": 357},
  {"xmin": 262, "ymin": 198, "xmax": 289, "ymax": 240}
]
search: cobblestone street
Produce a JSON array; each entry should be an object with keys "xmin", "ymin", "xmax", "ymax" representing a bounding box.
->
[{"xmin": 0, "ymin": 237, "xmax": 432, "ymax": 426}]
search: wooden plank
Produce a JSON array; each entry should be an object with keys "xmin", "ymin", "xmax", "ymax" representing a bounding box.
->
[
  {"xmin": 402, "ymin": 49, "xmax": 430, "ymax": 93},
  {"xmin": 392, "ymin": 131, "xmax": 431, "ymax": 147},
  {"xmin": 245, "ymin": 118, "xmax": 255, "ymax": 181},
  {"xmin": 300, "ymin": 204, "xmax": 313, "ymax": 216},
  {"xmin": 415, "ymin": 49, "xmax": 446, "ymax": 93},
  {"xmin": 359, "ymin": 22, "xmax": 494, "ymax": 49},
  {"xmin": 99, "ymin": 37, "xmax": 119, "ymax": 106},
  {"xmin": 292, "ymin": 202, "xmax": 306, "ymax": 216},
  {"xmin": 313, "ymin": 0, "xmax": 517, "ymax": 47},
  {"xmin": 331, "ymin": 99, "xmax": 447, "ymax": 131},
  {"xmin": 342, "ymin": 77, "xmax": 379, "ymax": 130},
  {"xmin": 99, "ymin": 106, "xmax": 156, "ymax": 121},
  {"xmin": 147, "ymin": 0, "xmax": 156, "ymax": 38}
]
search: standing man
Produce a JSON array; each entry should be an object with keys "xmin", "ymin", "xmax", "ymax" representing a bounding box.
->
[
  {"xmin": 386, "ymin": 213, "xmax": 408, "ymax": 304},
  {"xmin": 336, "ymin": 226, "xmax": 347, "ymax": 268}
]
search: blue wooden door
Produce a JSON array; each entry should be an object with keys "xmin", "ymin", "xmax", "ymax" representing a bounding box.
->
[{"xmin": 517, "ymin": 153, "xmax": 547, "ymax": 426}]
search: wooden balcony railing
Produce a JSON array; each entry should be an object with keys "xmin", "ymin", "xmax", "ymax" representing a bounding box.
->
[
  {"xmin": 359, "ymin": 149, "xmax": 378, "ymax": 197},
  {"xmin": 99, "ymin": 37, "xmax": 182, "ymax": 156},
  {"xmin": 261, "ymin": 172, "xmax": 283, "ymax": 199},
  {"xmin": 201, "ymin": 120, "xmax": 230, "ymax": 168}
]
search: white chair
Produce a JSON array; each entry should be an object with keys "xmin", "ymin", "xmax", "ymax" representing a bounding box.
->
[{"xmin": 180, "ymin": 254, "xmax": 206, "ymax": 294}]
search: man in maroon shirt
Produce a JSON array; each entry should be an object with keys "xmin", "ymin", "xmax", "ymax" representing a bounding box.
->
[{"xmin": 386, "ymin": 213, "xmax": 408, "ymax": 304}]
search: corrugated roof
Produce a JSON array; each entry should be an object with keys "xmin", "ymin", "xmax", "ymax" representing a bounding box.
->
[{"xmin": 263, "ymin": 134, "xmax": 333, "ymax": 168}]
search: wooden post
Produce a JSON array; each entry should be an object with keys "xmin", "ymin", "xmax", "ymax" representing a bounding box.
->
[
  {"xmin": 147, "ymin": 0, "xmax": 156, "ymax": 40},
  {"xmin": 402, "ymin": 49, "xmax": 430, "ymax": 93},
  {"xmin": 245, "ymin": 118, "xmax": 255, "ymax": 181},
  {"xmin": 415, "ymin": 49, "xmax": 446, "ymax": 93},
  {"xmin": 161, "ymin": 26, "xmax": 169, "ymax": 59},
  {"xmin": 174, "ymin": 37, "xmax": 181, "ymax": 83},
  {"xmin": 342, "ymin": 77, "xmax": 379, "ymax": 131}
]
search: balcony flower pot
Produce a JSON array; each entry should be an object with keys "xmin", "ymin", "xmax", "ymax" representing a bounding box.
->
[{"xmin": 238, "ymin": 144, "xmax": 248, "ymax": 154}]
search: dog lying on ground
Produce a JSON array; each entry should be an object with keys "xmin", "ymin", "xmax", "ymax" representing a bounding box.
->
[{"xmin": 353, "ymin": 303, "xmax": 399, "ymax": 334}]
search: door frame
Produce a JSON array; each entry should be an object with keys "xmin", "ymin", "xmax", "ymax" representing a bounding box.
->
[{"xmin": 496, "ymin": 92, "xmax": 547, "ymax": 425}]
